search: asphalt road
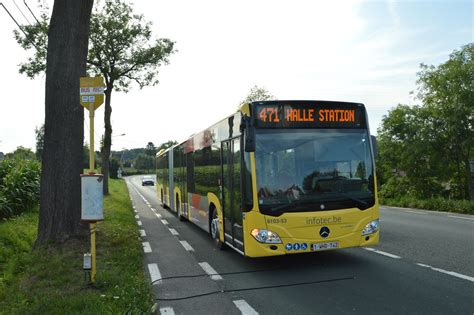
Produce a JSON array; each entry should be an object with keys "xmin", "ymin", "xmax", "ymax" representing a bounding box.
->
[{"xmin": 126, "ymin": 176, "xmax": 474, "ymax": 315}]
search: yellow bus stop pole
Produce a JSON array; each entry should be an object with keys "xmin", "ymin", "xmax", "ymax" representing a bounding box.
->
[{"xmin": 89, "ymin": 102, "xmax": 97, "ymax": 284}]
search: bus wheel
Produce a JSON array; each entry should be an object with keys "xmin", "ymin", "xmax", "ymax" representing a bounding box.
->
[
  {"xmin": 177, "ymin": 195, "xmax": 185, "ymax": 222},
  {"xmin": 210, "ymin": 208, "xmax": 226, "ymax": 250}
]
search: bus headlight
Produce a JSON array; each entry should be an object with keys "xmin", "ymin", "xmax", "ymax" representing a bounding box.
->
[
  {"xmin": 251, "ymin": 229, "xmax": 282, "ymax": 244},
  {"xmin": 362, "ymin": 219, "xmax": 380, "ymax": 236}
]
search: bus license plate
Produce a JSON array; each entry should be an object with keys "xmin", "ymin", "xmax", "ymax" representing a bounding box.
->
[{"xmin": 311, "ymin": 242, "xmax": 339, "ymax": 251}]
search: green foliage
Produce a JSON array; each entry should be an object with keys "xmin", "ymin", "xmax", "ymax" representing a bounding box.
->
[
  {"xmin": 35, "ymin": 125, "xmax": 45, "ymax": 161},
  {"xmin": 377, "ymin": 43, "xmax": 474, "ymax": 202},
  {"xmin": 13, "ymin": 1, "xmax": 175, "ymax": 88},
  {"xmin": 5, "ymin": 146, "xmax": 36, "ymax": 161},
  {"xmin": 241, "ymin": 85, "xmax": 275, "ymax": 104},
  {"xmin": 109, "ymin": 157, "xmax": 120, "ymax": 179},
  {"xmin": 145, "ymin": 142, "xmax": 157, "ymax": 157},
  {"xmin": 157, "ymin": 140, "xmax": 178, "ymax": 153},
  {"xmin": 134, "ymin": 154, "xmax": 154, "ymax": 173},
  {"xmin": 0, "ymin": 159, "xmax": 40, "ymax": 220},
  {"xmin": 0, "ymin": 179, "xmax": 155, "ymax": 313},
  {"xmin": 13, "ymin": 13, "xmax": 49, "ymax": 78},
  {"xmin": 88, "ymin": 0, "xmax": 175, "ymax": 91}
]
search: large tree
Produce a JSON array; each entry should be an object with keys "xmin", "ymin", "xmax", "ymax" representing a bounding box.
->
[
  {"xmin": 14, "ymin": 0, "xmax": 175, "ymax": 195},
  {"xmin": 89, "ymin": 0, "xmax": 174, "ymax": 194},
  {"xmin": 416, "ymin": 43, "xmax": 474, "ymax": 200},
  {"xmin": 37, "ymin": 0, "xmax": 94, "ymax": 244},
  {"xmin": 377, "ymin": 43, "xmax": 474, "ymax": 201}
]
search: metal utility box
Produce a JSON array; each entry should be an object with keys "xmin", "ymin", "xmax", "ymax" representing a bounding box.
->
[{"xmin": 81, "ymin": 174, "xmax": 104, "ymax": 222}]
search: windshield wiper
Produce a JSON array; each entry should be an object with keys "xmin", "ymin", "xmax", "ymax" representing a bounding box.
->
[
  {"xmin": 327, "ymin": 192, "xmax": 368, "ymax": 208},
  {"xmin": 269, "ymin": 199, "xmax": 319, "ymax": 214}
]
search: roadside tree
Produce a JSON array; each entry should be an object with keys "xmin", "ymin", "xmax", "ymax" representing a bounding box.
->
[
  {"xmin": 38, "ymin": 0, "xmax": 94, "ymax": 244},
  {"xmin": 14, "ymin": 0, "xmax": 175, "ymax": 195}
]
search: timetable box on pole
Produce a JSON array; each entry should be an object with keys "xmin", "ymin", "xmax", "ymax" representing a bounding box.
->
[{"xmin": 81, "ymin": 174, "xmax": 104, "ymax": 222}]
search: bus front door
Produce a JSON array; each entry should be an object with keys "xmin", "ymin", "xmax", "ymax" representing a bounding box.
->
[{"xmin": 222, "ymin": 137, "xmax": 244, "ymax": 253}]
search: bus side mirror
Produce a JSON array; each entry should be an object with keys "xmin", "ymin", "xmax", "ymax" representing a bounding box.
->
[
  {"xmin": 241, "ymin": 116, "xmax": 255, "ymax": 152},
  {"xmin": 371, "ymin": 135, "xmax": 378, "ymax": 158}
]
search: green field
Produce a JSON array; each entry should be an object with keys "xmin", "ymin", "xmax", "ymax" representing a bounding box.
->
[{"xmin": 0, "ymin": 179, "xmax": 154, "ymax": 313}]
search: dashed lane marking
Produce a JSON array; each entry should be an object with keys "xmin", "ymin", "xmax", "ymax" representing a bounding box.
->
[
  {"xmin": 159, "ymin": 307, "xmax": 175, "ymax": 315},
  {"xmin": 233, "ymin": 300, "xmax": 259, "ymax": 315},
  {"xmin": 142, "ymin": 242, "xmax": 152, "ymax": 253},
  {"xmin": 416, "ymin": 263, "xmax": 474, "ymax": 282},
  {"xmin": 139, "ymin": 229, "xmax": 146, "ymax": 237},
  {"xmin": 148, "ymin": 263, "xmax": 162, "ymax": 285},
  {"xmin": 198, "ymin": 262, "xmax": 222, "ymax": 280},
  {"xmin": 155, "ymin": 213, "xmax": 162, "ymax": 219},
  {"xmin": 363, "ymin": 247, "xmax": 401, "ymax": 259},
  {"xmin": 137, "ymin": 220, "xmax": 142, "ymax": 226},
  {"xmin": 161, "ymin": 219, "xmax": 169, "ymax": 225},
  {"xmin": 179, "ymin": 240, "xmax": 194, "ymax": 252},
  {"xmin": 135, "ymin": 214, "xmax": 139, "ymax": 219},
  {"xmin": 169, "ymin": 228, "xmax": 179, "ymax": 236}
]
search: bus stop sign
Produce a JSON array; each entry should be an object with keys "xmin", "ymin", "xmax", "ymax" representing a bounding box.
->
[{"xmin": 80, "ymin": 77, "xmax": 105, "ymax": 110}]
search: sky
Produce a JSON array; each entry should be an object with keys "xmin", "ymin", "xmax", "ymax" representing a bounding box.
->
[{"xmin": 0, "ymin": 0, "xmax": 472, "ymax": 154}]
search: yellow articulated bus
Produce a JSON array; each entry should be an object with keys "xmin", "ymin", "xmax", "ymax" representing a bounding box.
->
[{"xmin": 156, "ymin": 100, "xmax": 379, "ymax": 257}]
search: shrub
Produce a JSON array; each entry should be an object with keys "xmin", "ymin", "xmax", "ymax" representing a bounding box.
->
[{"xmin": 0, "ymin": 159, "xmax": 41, "ymax": 220}]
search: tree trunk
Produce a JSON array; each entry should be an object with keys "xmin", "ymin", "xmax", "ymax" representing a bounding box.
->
[
  {"xmin": 101, "ymin": 86, "xmax": 113, "ymax": 195},
  {"xmin": 36, "ymin": 0, "xmax": 94, "ymax": 245},
  {"xmin": 465, "ymin": 155, "xmax": 473, "ymax": 201}
]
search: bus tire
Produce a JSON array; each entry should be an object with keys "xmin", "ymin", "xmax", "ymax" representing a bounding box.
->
[
  {"xmin": 177, "ymin": 194, "xmax": 186, "ymax": 222},
  {"xmin": 210, "ymin": 206, "xmax": 226, "ymax": 250}
]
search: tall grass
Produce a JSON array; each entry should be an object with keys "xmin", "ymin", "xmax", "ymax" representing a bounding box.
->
[{"xmin": 0, "ymin": 159, "xmax": 40, "ymax": 220}]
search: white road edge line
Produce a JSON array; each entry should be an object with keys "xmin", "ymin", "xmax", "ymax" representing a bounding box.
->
[
  {"xmin": 198, "ymin": 262, "xmax": 222, "ymax": 280},
  {"xmin": 161, "ymin": 219, "xmax": 169, "ymax": 225},
  {"xmin": 139, "ymin": 229, "xmax": 146, "ymax": 237},
  {"xmin": 135, "ymin": 214, "xmax": 139, "ymax": 219},
  {"xmin": 233, "ymin": 299, "xmax": 259, "ymax": 315},
  {"xmin": 142, "ymin": 242, "xmax": 152, "ymax": 253},
  {"xmin": 180, "ymin": 240, "xmax": 194, "ymax": 252},
  {"xmin": 405, "ymin": 210, "xmax": 426, "ymax": 215},
  {"xmin": 447, "ymin": 215, "xmax": 474, "ymax": 221},
  {"xmin": 169, "ymin": 228, "xmax": 179, "ymax": 236},
  {"xmin": 416, "ymin": 263, "xmax": 474, "ymax": 282},
  {"xmin": 159, "ymin": 307, "xmax": 175, "ymax": 315},
  {"xmin": 147, "ymin": 263, "xmax": 162, "ymax": 285}
]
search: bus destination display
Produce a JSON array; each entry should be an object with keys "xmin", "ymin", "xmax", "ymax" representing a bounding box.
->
[{"xmin": 254, "ymin": 102, "xmax": 365, "ymax": 128}]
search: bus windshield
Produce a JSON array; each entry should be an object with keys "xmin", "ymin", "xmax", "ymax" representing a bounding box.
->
[{"xmin": 255, "ymin": 129, "xmax": 375, "ymax": 215}]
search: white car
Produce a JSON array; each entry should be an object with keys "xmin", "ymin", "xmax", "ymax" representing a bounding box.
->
[{"xmin": 141, "ymin": 175, "xmax": 155, "ymax": 186}]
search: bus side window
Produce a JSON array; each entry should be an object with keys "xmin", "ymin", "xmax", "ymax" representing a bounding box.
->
[{"xmin": 186, "ymin": 152, "xmax": 195, "ymax": 193}]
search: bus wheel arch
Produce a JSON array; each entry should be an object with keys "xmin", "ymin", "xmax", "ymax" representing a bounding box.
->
[{"xmin": 209, "ymin": 204, "xmax": 226, "ymax": 250}]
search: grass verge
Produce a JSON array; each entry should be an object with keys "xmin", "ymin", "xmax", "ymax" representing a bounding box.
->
[{"xmin": 0, "ymin": 179, "xmax": 154, "ymax": 313}]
